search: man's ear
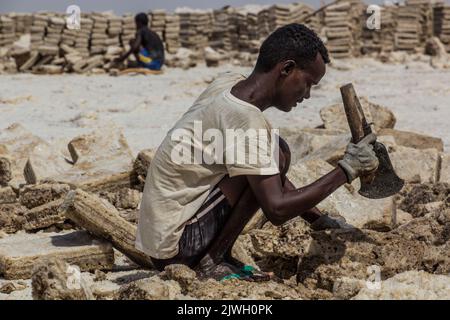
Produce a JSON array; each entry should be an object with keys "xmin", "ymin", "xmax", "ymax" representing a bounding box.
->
[{"xmin": 280, "ymin": 60, "xmax": 296, "ymax": 76}]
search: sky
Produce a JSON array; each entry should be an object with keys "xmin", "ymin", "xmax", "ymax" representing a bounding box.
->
[{"xmin": 0, "ymin": 0, "xmax": 395, "ymax": 14}]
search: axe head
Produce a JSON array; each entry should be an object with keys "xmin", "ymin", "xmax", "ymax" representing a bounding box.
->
[{"xmin": 358, "ymin": 141, "xmax": 404, "ymax": 199}]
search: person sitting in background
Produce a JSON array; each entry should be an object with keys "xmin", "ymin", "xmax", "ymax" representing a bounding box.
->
[{"xmin": 115, "ymin": 12, "xmax": 165, "ymax": 71}]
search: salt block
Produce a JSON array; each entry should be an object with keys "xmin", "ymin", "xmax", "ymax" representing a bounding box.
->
[
  {"xmin": 379, "ymin": 128, "xmax": 444, "ymax": 152},
  {"xmin": 23, "ymin": 141, "xmax": 72, "ymax": 184},
  {"xmin": 439, "ymin": 153, "xmax": 450, "ymax": 184},
  {"xmin": 44, "ymin": 128, "xmax": 135, "ymax": 190},
  {"xmin": 288, "ymin": 160, "xmax": 392, "ymax": 228},
  {"xmin": 300, "ymin": 134, "xmax": 351, "ymax": 167},
  {"xmin": 280, "ymin": 127, "xmax": 348, "ymax": 164},
  {"xmin": 67, "ymin": 127, "xmax": 133, "ymax": 168},
  {"xmin": 320, "ymin": 97, "xmax": 396, "ymax": 132},
  {"xmin": 23, "ymin": 199, "xmax": 65, "ymax": 231},
  {"xmin": 0, "ymin": 231, "xmax": 114, "ymax": 279},
  {"xmin": 390, "ymin": 146, "xmax": 439, "ymax": 183},
  {"xmin": 0, "ymin": 123, "xmax": 45, "ymax": 186},
  {"xmin": 19, "ymin": 183, "xmax": 69, "ymax": 209}
]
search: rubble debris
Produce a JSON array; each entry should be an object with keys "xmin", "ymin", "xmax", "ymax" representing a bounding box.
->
[
  {"xmin": 0, "ymin": 155, "xmax": 12, "ymax": 186},
  {"xmin": 0, "ymin": 281, "xmax": 27, "ymax": 294},
  {"xmin": 31, "ymin": 259, "xmax": 93, "ymax": 300},
  {"xmin": 0, "ymin": 186, "xmax": 17, "ymax": 204},
  {"xmin": 19, "ymin": 183, "xmax": 70, "ymax": 209},
  {"xmin": 397, "ymin": 182, "xmax": 449, "ymax": 218},
  {"xmin": 0, "ymin": 203, "xmax": 26, "ymax": 233},
  {"xmin": 353, "ymin": 270, "xmax": 450, "ymax": 300},
  {"xmin": 288, "ymin": 160, "xmax": 393, "ymax": 229},
  {"xmin": 0, "ymin": 230, "xmax": 114, "ymax": 279},
  {"xmin": 117, "ymin": 276, "xmax": 182, "ymax": 300},
  {"xmin": 61, "ymin": 189, "xmax": 153, "ymax": 268},
  {"xmin": 247, "ymin": 209, "xmax": 449, "ymax": 296}
]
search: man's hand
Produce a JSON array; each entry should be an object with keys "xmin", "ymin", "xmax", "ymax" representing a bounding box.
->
[{"xmin": 338, "ymin": 133, "xmax": 379, "ymax": 183}]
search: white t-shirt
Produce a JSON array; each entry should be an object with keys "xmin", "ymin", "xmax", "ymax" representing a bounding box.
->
[{"xmin": 135, "ymin": 72, "xmax": 280, "ymax": 259}]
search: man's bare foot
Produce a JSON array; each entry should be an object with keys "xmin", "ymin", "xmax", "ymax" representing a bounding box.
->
[
  {"xmin": 224, "ymin": 252, "xmax": 273, "ymax": 282},
  {"xmin": 195, "ymin": 255, "xmax": 242, "ymax": 281},
  {"xmin": 196, "ymin": 254, "xmax": 272, "ymax": 282}
]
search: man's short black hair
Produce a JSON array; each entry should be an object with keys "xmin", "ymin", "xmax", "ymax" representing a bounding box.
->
[
  {"xmin": 135, "ymin": 12, "xmax": 149, "ymax": 27},
  {"xmin": 255, "ymin": 23, "xmax": 330, "ymax": 72}
]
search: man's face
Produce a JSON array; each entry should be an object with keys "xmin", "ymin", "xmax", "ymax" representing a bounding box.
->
[{"xmin": 273, "ymin": 53, "xmax": 326, "ymax": 112}]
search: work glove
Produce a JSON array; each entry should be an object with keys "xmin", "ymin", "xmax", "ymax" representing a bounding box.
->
[{"xmin": 338, "ymin": 133, "xmax": 379, "ymax": 183}]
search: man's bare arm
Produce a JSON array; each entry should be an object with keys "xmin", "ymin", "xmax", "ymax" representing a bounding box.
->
[
  {"xmin": 247, "ymin": 167, "xmax": 347, "ymax": 226},
  {"xmin": 117, "ymin": 33, "xmax": 142, "ymax": 62},
  {"xmin": 283, "ymin": 177, "xmax": 324, "ymax": 223}
]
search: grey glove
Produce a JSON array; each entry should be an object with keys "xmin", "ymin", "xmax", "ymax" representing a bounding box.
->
[{"xmin": 338, "ymin": 133, "xmax": 379, "ymax": 183}]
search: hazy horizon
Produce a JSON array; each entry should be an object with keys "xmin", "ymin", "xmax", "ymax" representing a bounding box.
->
[{"xmin": 0, "ymin": 0, "xmax": 426, "ymax": 14}]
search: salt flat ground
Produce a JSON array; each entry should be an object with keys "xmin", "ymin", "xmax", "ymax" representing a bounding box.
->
[{"xmin": 1, "ymin": 57, "xmax": 449, "ymax": 155}]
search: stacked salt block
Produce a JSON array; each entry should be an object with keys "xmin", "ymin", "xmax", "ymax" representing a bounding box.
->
[
  {"xmin": 268, "ymin": 4, "xmax": 292, "ymax": 32},
  {"xmin": 61, "ymin": 28, "xmax": 77, "ymax": 47},
  {"xmin": 235, "ymin": 11, "xmax": 249, "ymax": 52},
  {"xmin": 90, "ymin": 13, "xmax": 108, "ymax": 55},
  {"xmin": 227, "ymin": 8, "xmax": 240, "ymax": 51},
  {"xmin": 0, "ymin": 15, "xmax": 15, "ymax": 47},
  {"xmin": 257, "ymin": 7, "xmax": 271, "ymax": 39},
  {"xmin": 394, "ymin": 5, "xmax": 422, "ymax": 51},
  {"xmin": 151, "ymin": 10, "xmax": 166, "ymax": 39},
  {"xmin": 121, "ymin": 15, "xmax": 136, "ymax": 45},
  {"xmin": 406, "ymin": 0, "xmax": 434, "ymax": 45},
  {"xmin": 74, "ymin": 17, "xmax": 92, "ymax": 57},
  {"xmin": 290, "ymin": 3, "xmax": 320, "ymax": 34},
  {"xmin": 165, "ymin": 14, "xmax": 181, "ymax": 54},
  {"xmin": 210, "ymin": 8, "xmax": 228, "ymax": 49},
  {"xmin": 210, "ymin": 6, "xmax": 238, "ymax": 51},
  {"xmin": 323, "ymin": 0, "xmax": 364, "ymax": 59},
  {"xmin": 247, "ymin": 11, "xmax": 261, "ymax": 53},
  {"xmin": 11, "ymin": 13, "xmax": 32, "ymax": 39},
  {"xmin": 44, "ymin": 16, "xmax": 64, "ymax": 47},
  {"xmin": 245, "ymin": 5, "xmax": 265, "ymax": 53},
  {"xmin": 177, "ymin": 8, "xmax": 212, "ymax": 52},
  {"xmin": 361, "ymin": 5, "xmax": 396, "ymax": 54},
  {"xmin": 433, "ymin": 3, "xmax": 450, "ymax": 52},
  {"xmin": 106, "ymin": 15, "xmax": 122, "ymax": 47},
  {"xmin": 30, "ymin": 14, "xmax": 48, "ymax": 50}
]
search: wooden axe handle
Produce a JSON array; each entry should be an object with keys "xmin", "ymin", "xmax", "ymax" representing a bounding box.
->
[
  {"xmin": 340, "ymin": 83, "xmax": 372, "ymax": 143},
  {"xmin": 340, "ymin": 83, "xmax": 376, "ymax": 184}
]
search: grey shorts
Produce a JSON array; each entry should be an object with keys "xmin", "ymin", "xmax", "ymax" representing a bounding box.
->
[{"xmin": 151, "ymin": 186, "xmax": 232, "ymax": 271}]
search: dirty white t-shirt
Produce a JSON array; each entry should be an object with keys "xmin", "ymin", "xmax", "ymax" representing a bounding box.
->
[{"xmin": 135, "ymin": 72, "xmax": 280, "ymax": 259}]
